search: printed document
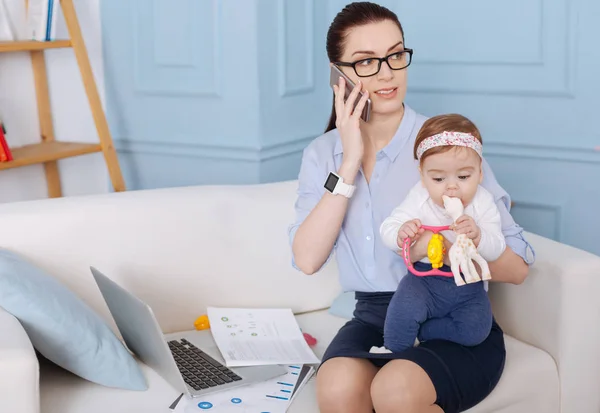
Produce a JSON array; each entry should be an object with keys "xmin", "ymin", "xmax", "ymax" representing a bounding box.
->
[
  {"xmin": 170, "ymin": 364, "xmax": 315, "ymax": 413},
  {"xmin": 206, "ymin": 307, "xmax": 320, "ymax": 367}
]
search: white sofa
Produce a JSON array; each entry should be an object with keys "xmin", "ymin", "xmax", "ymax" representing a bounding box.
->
[{"xmin": 0, "ymin": 180, "xmax": 599, "ymax": 413}]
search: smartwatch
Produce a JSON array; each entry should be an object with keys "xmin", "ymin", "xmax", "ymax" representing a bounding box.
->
[{"xmin": 324, "ymin": 172, "xmax": 355, "ymax": 198}]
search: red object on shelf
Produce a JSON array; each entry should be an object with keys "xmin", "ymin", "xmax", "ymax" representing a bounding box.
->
[
  {"xmin": 303, "ymin": 332, "xmax": 317, "ymax": 347},
  {"xmin": 0, "ymin": 123, "xmax": 13, "ymax": 161}
]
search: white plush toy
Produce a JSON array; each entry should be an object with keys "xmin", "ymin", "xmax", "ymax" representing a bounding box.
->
[{"xmin": 442, "ymin": 195, "xmax": 491, "ymax": 286}]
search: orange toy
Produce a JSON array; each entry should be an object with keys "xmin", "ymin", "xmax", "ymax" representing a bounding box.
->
[{"xmin": 194, "ymin": 315, "xmax": 210, "ymax": 330}]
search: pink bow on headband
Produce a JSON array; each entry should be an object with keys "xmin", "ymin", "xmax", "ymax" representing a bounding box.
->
[{"xmin": 416, "ymin": 131, "xmax": 483, "ymax": 160}]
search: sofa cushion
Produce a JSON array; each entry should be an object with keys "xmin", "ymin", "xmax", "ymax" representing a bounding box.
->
[
  {"xmin": 39, "ymin": 310, "xmax": 559, "ymax": 413},
  {"xmin": 0, "ymin": 249, "xmax": 147, "ymax": 391},
  {"xmin": 328, "ymin": 291, "xmax": 356, "ymax": 319},
  {"xmin": 0, "ymin": 181, "xmax": 343, "ymax": 336},
  {"xmin": 292, "ymin": 311, "xmax": 560, "ymax": 413}
]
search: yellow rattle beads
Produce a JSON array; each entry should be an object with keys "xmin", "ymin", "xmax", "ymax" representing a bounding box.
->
[{"xmin": 427, "ymin": 233, "xmax": 446, "ymax": 269}]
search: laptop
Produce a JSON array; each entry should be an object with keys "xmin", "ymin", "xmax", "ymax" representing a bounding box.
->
[{"xmin": 90, "ymin": 266, "xmax": 287, "ymax": 398}]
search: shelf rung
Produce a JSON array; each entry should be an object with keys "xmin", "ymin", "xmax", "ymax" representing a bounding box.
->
[
  {"xmin": 0, "ymin": 141, "xmax": 103, "ymax": 171},
  {"xmin": 0, "ymin": 40, "xmax": 72, "ymax": 53}
]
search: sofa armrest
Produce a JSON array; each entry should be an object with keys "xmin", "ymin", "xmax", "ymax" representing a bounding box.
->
[
  {"xmin": 0, "ymin": 307, "xmax": 39, "ymax": 413},
  {"xmin": 489, "ymin": 232, "xmax": 600, "ymax": 413}
]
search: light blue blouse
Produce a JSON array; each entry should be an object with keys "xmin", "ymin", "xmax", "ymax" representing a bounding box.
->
[{"xmin": 288, "ymin": 104, "xmax": 535, "ymax": 293}]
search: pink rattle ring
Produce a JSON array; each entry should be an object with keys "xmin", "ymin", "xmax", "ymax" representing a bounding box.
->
[{"xmin": 402, "ymin": 225, "xmax": 454, "ymax": 277}]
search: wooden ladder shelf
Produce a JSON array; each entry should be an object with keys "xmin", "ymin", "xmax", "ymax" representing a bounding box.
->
[{"xmin": 0, "ymin": 0, "xmax": 125, "ymax": 197}]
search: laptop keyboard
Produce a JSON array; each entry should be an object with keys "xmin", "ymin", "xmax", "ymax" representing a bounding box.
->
[{"xmin": 168, "ymin": 338, "xmax": 242, "ymax": 391}]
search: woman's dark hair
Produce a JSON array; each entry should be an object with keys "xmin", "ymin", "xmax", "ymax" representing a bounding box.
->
[{"xmin": 325, "ymin": 2, "xmax": 404, "ymax": 132}]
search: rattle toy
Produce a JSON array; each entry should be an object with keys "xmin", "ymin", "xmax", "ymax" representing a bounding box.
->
[
  {"xmin": 193, "ymin": 314, "xmax": 210, "ymax": 330},
  {"xmin": 402, "ymin": 225, "xmax": 453, "ymax": 277},
  {"xmin": 402, "ymin": 196, "xmax": 492, "ymax": 286}
]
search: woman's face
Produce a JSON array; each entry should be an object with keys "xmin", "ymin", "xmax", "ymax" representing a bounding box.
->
[{"xmin": 338, "ymin": 20, "xmax": 407, "ymax": 117}]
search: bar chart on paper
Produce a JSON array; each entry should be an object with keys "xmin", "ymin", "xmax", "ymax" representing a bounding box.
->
[{"xmin": 173, "ymin": 364, "xmax": 315, "ymax": 413}]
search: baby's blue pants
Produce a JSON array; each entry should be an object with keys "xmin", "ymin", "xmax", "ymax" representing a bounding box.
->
[{"xmin": 384, "ymin": 263, "xmax": 492, "ymax": 352}]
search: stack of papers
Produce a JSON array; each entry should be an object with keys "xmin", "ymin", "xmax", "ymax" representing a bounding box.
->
[
  {"xmin": 206, "ymin": 307, "xmax": 320, "ymax": 366},
  {"xmin": 169, "ymin": 307, "xmax": 320, "ymax": 412},
  {"xmin": 170, "ymin": 364, "xmax": 315, "ymax": 412}
]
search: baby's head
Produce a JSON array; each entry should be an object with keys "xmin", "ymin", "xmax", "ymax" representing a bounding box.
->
[{"xmin": 414, "ymin": 114, "xmax": 484, "ymax": 207}]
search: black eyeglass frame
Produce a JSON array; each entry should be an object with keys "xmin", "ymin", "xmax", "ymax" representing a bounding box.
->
[{"xmin": 334, "ymin": 48, "xmax": 414, "ymax": 78}]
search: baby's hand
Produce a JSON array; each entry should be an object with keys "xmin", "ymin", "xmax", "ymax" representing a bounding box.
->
[
  {"xmin": 452, "ymin": 215, "xmax": 481, "ymax": 244},
  {"xmin": 397, "ymin": 219, "xmax": 423, "ymax": 246}
]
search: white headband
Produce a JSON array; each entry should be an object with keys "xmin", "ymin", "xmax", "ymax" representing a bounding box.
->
[{"xmin": 416, "ymin": 131, "xmax": 482, "ymax": 160}]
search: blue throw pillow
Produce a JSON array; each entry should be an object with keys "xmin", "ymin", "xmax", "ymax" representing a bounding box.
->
[
  {"xmin": 0, "ymin": 249, "xmax": 147, "ymax": 391},
  {"xmin": 328, "ymin": 291, "xmax": 357, "ymax": 319}
]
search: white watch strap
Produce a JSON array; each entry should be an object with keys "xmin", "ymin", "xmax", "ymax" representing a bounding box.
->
[{"xmin": 334, "ymin": 180, "xmax": 355, "ymax": 198}]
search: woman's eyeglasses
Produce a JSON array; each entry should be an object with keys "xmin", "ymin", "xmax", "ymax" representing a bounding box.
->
[{"xmin": 334, "ymin": 48, "xmax": 413, "ymax": 78}]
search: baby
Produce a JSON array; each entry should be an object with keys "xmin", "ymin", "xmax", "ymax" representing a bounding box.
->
[{"xmin": 373, "ymin": 113, "xmax": 506, "ymax": 354}]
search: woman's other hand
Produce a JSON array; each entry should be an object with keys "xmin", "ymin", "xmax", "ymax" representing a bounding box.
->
[{"xmin": 333, "ymin": 76, "xmax": 369, "ymax": 169}]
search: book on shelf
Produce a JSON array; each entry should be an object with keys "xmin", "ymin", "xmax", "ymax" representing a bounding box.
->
[
  {"xmin": 0, "ymin": 0, "xmax": 17, "ymax": 41},
  {"xmin": 0, "ymin": 0, "xmax": 60, "ymax": 42},
  {"xmin": 0, "ymin": 121, "xmax": 14, "ymax": 162},
  {"xmin": 27, "ymin": 0, "xmax": 60, "ymax": 41},
  {"xmin": 0, "ymin": 0, "xmax": 31, "ymax": 41}
]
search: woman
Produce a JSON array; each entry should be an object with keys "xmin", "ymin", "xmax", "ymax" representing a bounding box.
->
[{"xmin": 288, "ymin": 2, "xmax": 534, "ymax": 413}]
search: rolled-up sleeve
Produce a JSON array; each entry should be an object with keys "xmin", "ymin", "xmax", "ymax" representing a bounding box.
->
[
  {"xmin": 496, "ymin": 200, "xmax": 536, "ymax": 265},
  {"xmin": 288, "ymin": 145, "xmax": 334, "ymax": 270},
  {"xmin": 481, "ymin": 159, "xmax": 536, "ymax": 265}
]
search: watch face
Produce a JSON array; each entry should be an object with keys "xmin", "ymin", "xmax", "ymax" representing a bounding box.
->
[{"xmin": 324, "ymin": 173, "xmax": 339, "ymax": 192}]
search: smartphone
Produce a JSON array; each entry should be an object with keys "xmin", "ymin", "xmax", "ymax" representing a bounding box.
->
[{"xmin": 329, "ymin": 64, "xmax": 371, "ymax": 122}]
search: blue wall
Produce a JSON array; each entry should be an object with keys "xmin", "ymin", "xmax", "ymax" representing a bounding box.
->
[
  {"xmin": 101, "ymin": 0, "xmax": 332, "ymax": 187},
  {"xmin": 393, "ymin": 0, "xmax": 600, "ymax": 257},
  {"xmin": 101, "ymin": 0, "xmax": 600, "ymax": 256}
]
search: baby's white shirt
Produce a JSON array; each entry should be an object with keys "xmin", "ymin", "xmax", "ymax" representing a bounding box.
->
[{"xmin": 380, "ymin": 182, "xmax": 506, "ymax": 262}]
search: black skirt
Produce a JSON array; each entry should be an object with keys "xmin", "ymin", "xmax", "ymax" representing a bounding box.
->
[{"xmin": 321, "ymin": 291, "xmax": 506, "ymax": 413}]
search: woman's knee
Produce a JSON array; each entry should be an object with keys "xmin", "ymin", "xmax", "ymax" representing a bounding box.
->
[
  {"xmin": 371, "ymin": 359, "xmax": 438, "ymax": 413},
  {"xmin": 316, "ymin": 357, "xmax": 377, "ymax": 413}
]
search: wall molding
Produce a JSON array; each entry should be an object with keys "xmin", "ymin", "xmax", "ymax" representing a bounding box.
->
[
  {"xmin": 484, "ymin": 142, "xmax": 600, "ymax": 164},
  {"xmin": 132, "ymin": 0, "xmax": 222, "ymax": 97},
  {"xmin": 414, "ymin": 59, "xmax": 545, "ymax": 68},
  {"xmin": 277, "ymin": 0, "xmax": 315, "ymax": 97},
  {"xmin": 414, "ymin": 0, "xmax": 544, "ymax": 67},
  {"xmin": 114, "ymin": 138, "xmax": 600, "ymax": 164},
  {"xmin": 510, "ymin": 200, "xmax": 564, "ymax": 241},
  {"xmin": 410, "ymin": 0, "xmax": 575, "ymax": 98},
  {"xmin": 114, "ymin": 135, "xmax": 315, "ymax": 162},
  {"xmin": 408, "ymin": 87, "xmax": 576, "ymax": 99}
]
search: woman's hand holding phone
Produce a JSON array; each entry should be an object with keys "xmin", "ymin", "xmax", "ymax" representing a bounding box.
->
[{"xmin": 332, "ymin": 76, "xmax": 369, "ymax": 172}]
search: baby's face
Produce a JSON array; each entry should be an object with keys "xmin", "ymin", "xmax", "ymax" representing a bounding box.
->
[{"xmin": 420, "ymin": 147, "xmax": 483, "ymax": 207}]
